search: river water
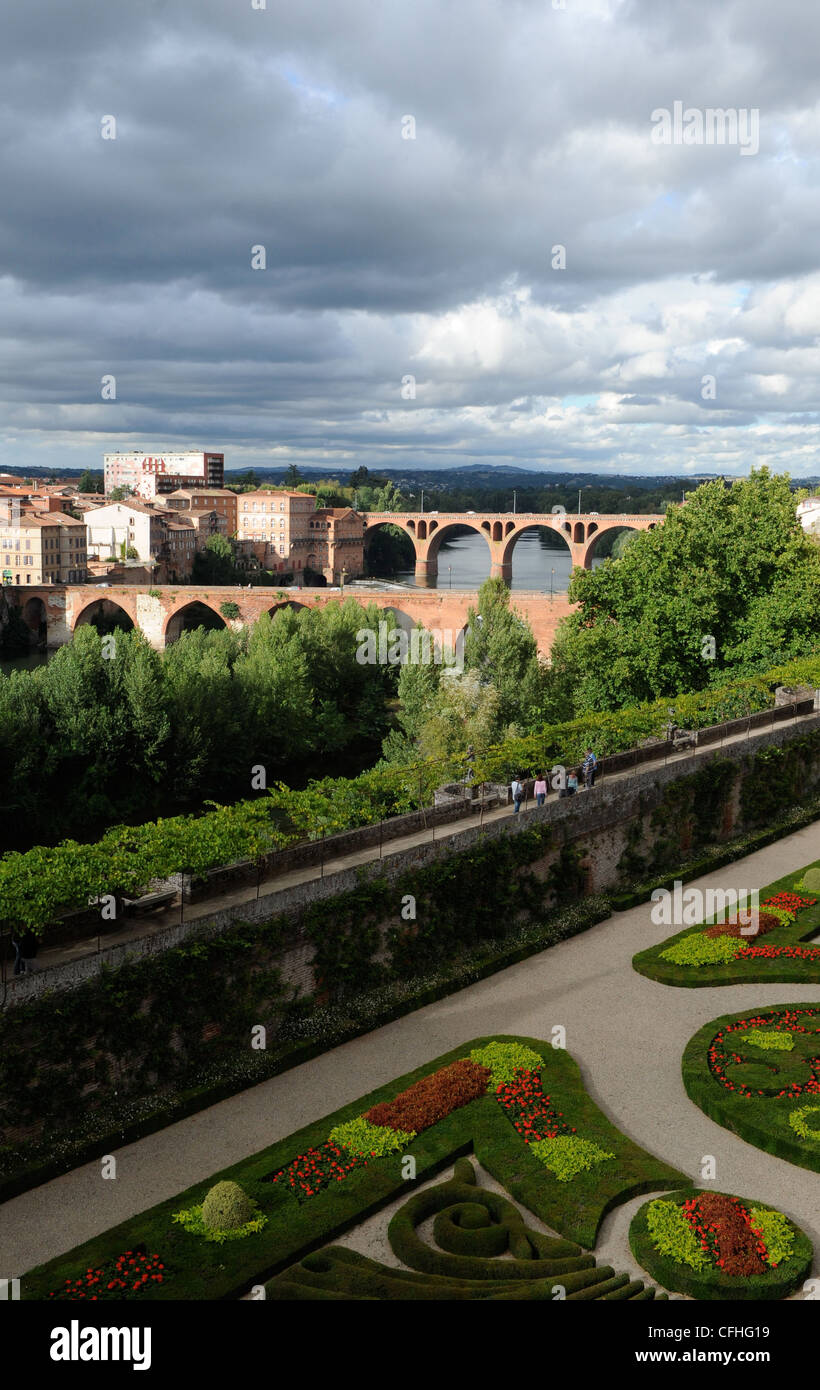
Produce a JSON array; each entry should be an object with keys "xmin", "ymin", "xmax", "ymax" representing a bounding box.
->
[{"xmin": 392, "ymin": 526, "xmax": 606, "ymax": 590}]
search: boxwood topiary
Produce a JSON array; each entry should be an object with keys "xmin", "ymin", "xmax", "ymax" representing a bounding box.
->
[{"xmin": 201, "ymin": 1180, "xmax": 255, "ymax": 1233}]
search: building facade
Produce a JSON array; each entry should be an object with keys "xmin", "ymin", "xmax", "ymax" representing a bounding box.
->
[
  {"xmin": 0, "ymin": 511, "xmax": 88, "ymax": 585},
  {"xmin": 103, "ymin": 451, "xmax": 224, "ymax": 501}
]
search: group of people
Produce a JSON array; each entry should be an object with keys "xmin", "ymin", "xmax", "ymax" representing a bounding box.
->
[{"xmin": 510, "ymin": 749, "xmax": 597, "ymax": 814}]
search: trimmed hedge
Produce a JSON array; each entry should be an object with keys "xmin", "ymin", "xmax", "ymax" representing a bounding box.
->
[
  {"xmin": 629, "ymin": 1190, "xmax": 812, "ymax": 1301},
  {"xmin": 21, "ymin": 1035, "xmax": 688, "ymax": 1301},
  {"xmin": 633, "ymin": 859, "xmax": 820, "ymax": 988},
  {"xmin": 682, "ymin": 1003, "xmax": 820, "ymax": 1174}
]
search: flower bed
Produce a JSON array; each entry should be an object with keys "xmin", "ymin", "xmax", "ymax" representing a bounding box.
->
[
  {"xmin": 48, "ymin": 1250, "xmax": 166, "ymax": 1301},
  {"xmin": 633, "ymin": 865, "xmax": 820, "ymax": 987},
  {"xmin": 629, "ymin": 1190, "xmax": 811, "ymax": 1300},
  {"xmin": 365, "ymin": 1059, "xmax": 490, "ymax": 1132},
  {"xmin": 683, "ymin": 1003, "xmax": 820, "ymax": 1174},
  {"xmin": 21, "ymin": 1035, "xmax": 688, "ymax": 1300}
]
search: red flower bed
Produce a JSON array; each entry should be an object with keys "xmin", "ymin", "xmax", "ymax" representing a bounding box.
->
[
  {"xmin": 707, "ymin": 1007, "xmax": 820, "ymax": 1098},
  {"xmin": 736, "ymin": 944, "xmax": 820, "ymax": 962},
  {"xmin": 49, "ymin": 1250, "xmax": 166, "ymax": 1300},
  {"xmin": 494, "ymin": 1068, "xmax": 576, "ymax": 1144},
  {"xmin": 705, "ymin": 911, "xmax": 780, "ymax": 939},
  {"xmin": 763, "ymin": 892, "xmax": 816, "ymax": 914},
  {"xmin": 681, "ymin": 1193, "xmax": 767, "ymax": 1276},
  {"xmin": 365, "ymin": 1059, "xmax": 491, "ymax": 1133},
  {"xmin": 270, "ymin": 1141, "xmax": 367, "ymax": 1202}
]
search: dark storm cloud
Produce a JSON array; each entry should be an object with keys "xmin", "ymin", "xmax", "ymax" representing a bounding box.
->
[{"xmin": 2, "ymin": 0, "xmax": 820, "ymax": 475}]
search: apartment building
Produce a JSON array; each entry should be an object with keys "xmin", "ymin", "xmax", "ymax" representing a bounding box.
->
[
  {"xmin": 236, "ymin": 490, "xmax": 316, "ymax": 570},
  {"xmin": 84, "ymin": 500, "xmax": 167, "ymax": 563},
  {"xmin": 103, "ymin": 450, "xmax": 224, "ymax": 501},
  {"xmin": 163, "ymin": 487, "xmax": 238, "ymax": 537},
  {"xmin": 0, "ymin": 511, "xmax": 88, "ymax": 585}
]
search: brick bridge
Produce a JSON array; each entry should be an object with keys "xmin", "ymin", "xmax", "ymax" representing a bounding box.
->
[
  {"xmin": 362, "ymin": 511, "xmax": 663, "ymax": 584},
  {"xmin": 14, "ymin": 584, "xmax": 576, "ymax": 656}
]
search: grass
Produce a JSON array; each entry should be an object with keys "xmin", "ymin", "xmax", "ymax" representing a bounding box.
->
[
  {"xmin": 632, "ymin": 858, "xmax": 820, "ymax": 987},
  {"xmin": 21, "ymin": 1034, "xmax": 688, "ymax": 1302}
]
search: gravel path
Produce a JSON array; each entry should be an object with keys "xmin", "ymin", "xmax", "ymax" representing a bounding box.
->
[{"xmin": 3, "ymin": 820, "xmax": 819, "ymax": 1290}]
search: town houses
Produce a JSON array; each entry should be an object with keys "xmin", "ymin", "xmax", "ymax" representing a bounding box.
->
[{"xmin": 0, "ymin": 452, "xmax": 366, "ymax": 589}]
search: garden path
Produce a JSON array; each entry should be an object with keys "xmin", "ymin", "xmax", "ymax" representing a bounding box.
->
[{"xmin": 2, "ymin": 820, "xmax": 819, "ymax": 1287}]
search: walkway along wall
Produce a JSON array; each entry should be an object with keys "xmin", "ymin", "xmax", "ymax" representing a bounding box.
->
[{"xmin": 3, "ymin": 714, "xmax": 820, "ymax": 1170}]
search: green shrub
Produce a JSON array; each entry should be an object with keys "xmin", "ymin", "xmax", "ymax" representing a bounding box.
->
[
  {"xmin": 746, "ymin": 1029, "xmax": 794, "ymax": 1051},
  {"xmin": 749, "ymin": 1207, "xmax": 795, "ymax": 1267},
  {"xmin": 172, "ymin": 1179, "xmax": 268, "ymax": 1245},
  {"xmin": 528, "ymin": 1135, "xmax": 614, "ymax": 1183},
  {"xmin": 660, "ymin": 934, "xmax": 740, "ymax": 967},
  {"xmin": 328, "ymin": 1116, "xmax": 414, "ymax": 1157},
  {"xmin": 201, "ymin": 1180, "xmax": 255, "ymax": 1232},
  {"xmin": 469, "ymin": 1042, "xmax": 544, "ymax": 1090},
  {"xmin": 788, "ymin": 1104, "xmax": 820, "ymax": 1141},
  {"xmin": 794, "ymin": 867, "xmax": 820, "ymax": 893},
  {"xmin": 645, "ymin": 1198, "xmax": 710, "ymax": 1272}
]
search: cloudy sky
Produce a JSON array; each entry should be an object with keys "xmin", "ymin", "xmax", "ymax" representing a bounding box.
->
[{"xmin": 2, "ymin": 0, "xmax": 820, "ymax": 477}]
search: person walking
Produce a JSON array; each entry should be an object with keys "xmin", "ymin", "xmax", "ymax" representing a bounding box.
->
[
  {"xmin": 534, "ymin": 773, "xmax": 547, "ymax": 807},
  {"xmin": 510, "ymin": 775, "xmax": 524, "ymax": 814},
  {"xmin": 583, "ymin": 748, "xmax": 598, "ymax": 789},
  {"xmin": 11, "ymin": 931, "xmax": 24, "ymax": 976},
  {"xmin": 566, "ymin": 769, "xmax": 579, "ymax": 795},
  {"xmin": 20, "ymin": 929, "xmax": 39, "ymax": 974}
]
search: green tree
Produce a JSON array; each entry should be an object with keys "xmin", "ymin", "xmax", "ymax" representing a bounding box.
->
[
  {"xmin": 463, "ymin": 578, "xmax": 543, "ymax": 727},
  {"xmin": 78, "ymin": 469, "xmax": 97, "ymax": 494},
  {"xmin": 552, "ymin": 468, "xmax": 820, "ymax": 714}
]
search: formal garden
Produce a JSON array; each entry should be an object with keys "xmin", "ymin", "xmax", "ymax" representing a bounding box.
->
[
  {"xmin": 21, "ymin": 1034, "xmax": 814, "ymax": 1302},
  {"xmin": 633, "ymin": 860, "xmax": 820, "ymax": 986}
]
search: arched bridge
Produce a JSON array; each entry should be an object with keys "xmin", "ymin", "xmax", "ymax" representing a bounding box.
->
[
  {"xmin": 12, "ymin": 585, "xmax": 576, "ymax": 657},
  {"xmin": 362, "ymin": 511, "xmax": 663, "ymax": 585}
]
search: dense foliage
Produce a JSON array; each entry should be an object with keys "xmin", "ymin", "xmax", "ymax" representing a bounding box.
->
[
  {"xmin": 550, "ymin": 469, "xmax": 820, "ymax": 715},
  {"xmin": 0, "ymin": 599, "xmax": 400, "ymax": 849}
]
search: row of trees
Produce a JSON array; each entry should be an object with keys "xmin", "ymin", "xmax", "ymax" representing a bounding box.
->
[{"xmin": 0, "ymin": 599, "xmax": 401, "ymax": 850}]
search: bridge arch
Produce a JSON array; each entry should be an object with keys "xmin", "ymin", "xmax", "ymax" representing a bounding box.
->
[
  {"xmin": 582, "ymin": 523, "xmax": 642, "ymax": 569},
  {"xmin": 73, "ymin": 598, "xmax": 135, "ymax": 635},
  {"xmin": 427, "ymin": 521, "xmax": 494, "ymax": 575},
  {"xmin": 267, "ymin": 600, "xmax": 307, "ymax": 620},
  {"xmin": 21, "ymin": 595, "xmax": 47, "ymax": 633},
  {"xmin": 164, "ymin": 600, "xmax": 226, "ymax": 645},
  {"xmin": 499, "ymin": 522, "xmax": 574, "ymax": 584},
  {"xmin": 362, "ymin": 519, "xmax": 417, "ymax": 578}
]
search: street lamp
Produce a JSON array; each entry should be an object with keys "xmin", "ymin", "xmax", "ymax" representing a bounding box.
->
[
  {"xmin": 340, "ymin": 567, "xmax": 348, "ymax": 595},
  {"xmin": 550, "ymin": 567, "xmax": 555, "ymax": 603},
  {"xmin": 448, "ymin": 565, "xmax": 452, "ymax": 588},
  {"xmin": 513, "ymin": 490, "xmax": 517, "ymax": 515}
]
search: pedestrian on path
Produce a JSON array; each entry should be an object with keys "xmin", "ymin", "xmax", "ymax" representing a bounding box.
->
[
  {"xmin": 11, "ymin": 931, "xmax": 24, "ymax": 976},
  {"xmin": 534, "ymin": 773, "xmax": 547, "ymax": 807},
  {"xmin": 20, "ymin": 929, "xmax": 39, "ymax": 974},
  {"xmin": 566, "ymin": 769, "xmax": 579, "ymax": 795},
  {"xmin": 583, "ymin": 749, "xmax": 598, "ymax": 789},
  {"xmin": 510, "ymin": 776, "xmax": 524, "ymax": 814}
]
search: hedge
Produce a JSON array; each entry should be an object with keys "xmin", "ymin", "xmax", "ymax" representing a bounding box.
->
[
  {"xmin": 20, "ymin": 1035, "xmax": 687, "ymax": 1301},
  {"xmin": 633, "ymin": 859, "xmax": 820, "ymax": 988},
  {"xmin": 682, "ymin": 1002, "xmax": 820, "ymax": 1174},
  {"xmin": 629, "ymin": 1190, "xmax": 812, "ymax": 1301}
]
